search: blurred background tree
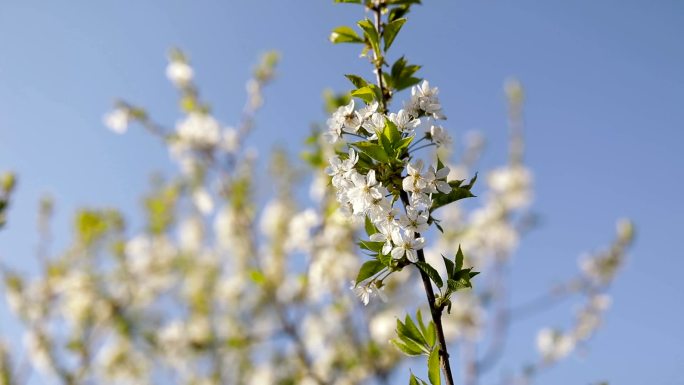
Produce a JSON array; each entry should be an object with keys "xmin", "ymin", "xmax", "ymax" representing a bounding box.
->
[{"xmin": 1, "ymin": 1, "xmax": 682, "ymax": 384}]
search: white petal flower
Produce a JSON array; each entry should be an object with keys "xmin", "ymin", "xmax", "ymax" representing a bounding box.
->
[
  {"xmin": 103, "ymin": 108, "xmax": 130, "ymax": 134},
  {"xmin": 536, "ymin": 328, "xmax": 575, "ymax": 363},
  {"xmin": 166, "ymin": 61, "xmax": 194, "ymax": 87},
  {"xmin": 398, "ymin": 205, "xmax": 429, "ymax": 233},
  {"xmin": 390, "ymin": 228, "xmax": 425, "ymax": 262},
  {"xmin": 176, "ymin": 113, "xmax": 221, "ymax": 148},
  {"xmin": 389, "ymin": 109, "xmax": 421, "ymax": 133},
  {"xmin": 429, "ymin": 125, "xmax": 452, "ymax": 147}
]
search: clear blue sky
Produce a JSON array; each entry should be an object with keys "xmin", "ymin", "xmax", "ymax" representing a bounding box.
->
[{"xmin": 1, "ymin": 1, "xmax": 683, "ymax": 384}]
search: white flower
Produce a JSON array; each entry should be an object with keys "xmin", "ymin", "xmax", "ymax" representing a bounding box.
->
[
  {"xmin": 350, "ymin": 281, "xmax": 387, "ymax": 306},
  {"xmin": 285, "ymin": 209, "xmax": 321, "ymax": 252},
  {"xmin": 390, "ymin": 228, "xmax": 425, "ymax": 262},
  {"xmin": 427, "ymin": 165, "xmax": 452, "ymax": 194},
  {"xmin": 325, "ymin": 115, "xmax": 343, "ymax": 143},
  {"xmin": 221, "ymin": 127, "xmax": 240, "ymax": 153},
  {"xmin": 370, "ymin": 220, "xmax": 397, "ymax": 255},
  {"xmin": 347, "ymin": 170, "xmax": 385, "ymax": 215},
  {"xmin": 327, "ymin": 149, "xmax": 358, "ymax": 187},
  {"xmin": 176, "ymin": 113, "xmax": 221, "ymax": 148},
  {"xmin": 409, "ymin": 191, "xmax": 433, "ymax": 210},
  {"xmin": 402, "ymin": 159, "xmax": 434, "ymax": 193},
  {"xmin": 429, "ymin": 125, "xmax": 452, "ymax": 147},
  {"xmin": 398, "ymin": 205, "xmax": 429, "ymax": 233},
  {"xmin": 357, "ymin": 101, "xmax": 379, "ymax": 122},
  {"xmin": 536, "ymin": 328, "xmax": 575, "ymax": 363},
  {"xmin": 166, "ymin": 60, "xmax": 194, "ymax": 87},
  {"xmin": 389, "ymin": 109, "xmax": 420, "ymax": 133},
  {"xmin": 487, "ymin": 165, "xmax": 533, "ymax": 209},
  {"xmin": 327, "ymin": 100, "xmax": 361, "ymax": 142},
  {"xmin": 362, "ymin": 112, "xmax": 386, "ymax": 138},
  {"xmin": 192, "ymin": 188, "xmax": 214, "ymax": 215},
  {"xmin": 103, "ymin": 108, "xmax": 130, "ymax": 134},
  {"xmin": 408, "ymin": 80, "xmax": 446, "ymax": 119}
]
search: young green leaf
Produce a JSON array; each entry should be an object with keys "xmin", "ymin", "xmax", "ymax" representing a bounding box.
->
[
  {"xmin": 426, "ymin": 322, "xmax": 436, "ymax": 347},
  {"xmin": 442, "ymin": 254, "xmax": 454, "ymax": 279},
  {"xmin": 351, "ymin": 86, "xmax": 377, "ymax": 104},
  {"xmin": 428, "ymin": 347, "xmax": 441, "ymax": 385},
  {"xmin": 430, "ymin": 184, "xmax": 476, "ymax": 211},
  {"xmin": 409, "ymin": 372, "xmax": 429, "ymax": 385},
  {"xmin": 383, "ymin": 18, "xmax": 407, "ymax": 51},
  {"xmin": 399, "ymin": 315, "xmax": 426, "ymax": 346},
  {"xmin": 416, "ymin": 309, "xmax": 427, "ymax": 336},
  {"xmin": 365, "ymin": 215, "xmax": 378, "ymax": 235},
  {"xmin": 392, "ymin": 338, "xmax": 424, "ymax": 356},
  {"xmin": 351, "ymin": 142, "xmax": 390, "ymax": 163},
  {"xmin": 415, "ymin": 261, "xmax": 443, "ymax": 288},
  {"xmin": 355, "ymin": 260, "xmax": 384, "ymax": 285},
  {"xmin": 345, "ymin": 74, "xmax": 370, "ymax": 89},
  {"xmin": 330, "ymin": 26, "xmax": 364, "ymax": 44},
  {"xmin": 454, "ymin": 245, "xmax": 464, "ymax": 272},
  {"xmin": 357, "ymin": 19, "xmax": 381, "ymax": 56},
  {"xmin": 358, "ymin": 240, "xmax": 384, "ymax": 252}
]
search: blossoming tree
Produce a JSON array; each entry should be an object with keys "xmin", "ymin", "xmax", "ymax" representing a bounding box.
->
[{"xmin": 0, "ymin": 1, "xmax": 633, "ymax": 385}]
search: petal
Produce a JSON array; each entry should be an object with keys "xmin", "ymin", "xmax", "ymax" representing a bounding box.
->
[
  {"xmin": 391, "ymin": 247, "xmax": 404, "ymax": 260},
  {"xmin": 406, "ymin": 250, "xmax": 418, "ymax": 263}
]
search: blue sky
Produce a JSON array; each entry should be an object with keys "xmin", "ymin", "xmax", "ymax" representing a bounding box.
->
[{"xmin": 0, "ymin": 0, "xmax": 683, "ymax": 383}]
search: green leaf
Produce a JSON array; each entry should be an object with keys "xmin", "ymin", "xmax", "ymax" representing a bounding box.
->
[
  {"xmin": 345, "ymin": 74, "xmax": 369, "ymax": 89},
  {"xmin": 409, "ymin": 373, "xmax": 420, "ymax": 385},
  {"xmin": 357, "ymin": 19, "xmax": 380, "ymax": 56},
  {"xmin": 389, "ymin": 6, "xmax": 410, "ymax": 23},
  {"xmin": 430, "ymin": 185, "xmax": 476, "ymax": 212},
  {"xmin": 391, "ymin": 338, "xmax": 424, "ymax": 356},
  {"xmin": 426, "ymin": 322, "xmax": 436, "ymax": 347},
  {"xmin": 330, "ymin": 26, "xmax": 364, "ymax": 44},
  {"xmin": 351, "ymin": 142, "xmax": 390, "ymax": 163},
  {"xmin": 442, "ymin": 255, "xmax": 454, "ymax": 280},
  {"xmin": 454, "ymin": 246, "xmax": 464, "ymax": 272},
  {"xmin": 398, "ymin": 316, "xmax": 425, "ymax": 346},
  {"xmin": 415, "ymin": 261, "xmax": 443, "ymax": 288},
  {"xmin": 395, "ymin": 136, "xmax": 414, "ymax": 154},
  {"xmin": 390, "ymin": 56, "xmax": 422, "ymax": 91},
  {"xmin": 409, "ymin": 373, "xmax": 429, "ymax": 385},
  {"xmin": 378, "ymin": 252, "xmax": 393, "ymax": 267},
  {"xmin": 351, "ymin": 86, "xmax": 377, "ymax": 104},
  {"xmin": 416, "ymin": 309, "xmax": 428, "ymax": 336},
  {"xmin": 447, "ymin": 277, "xmax": 470, "ymax": 292},
  {"xmin": 383, "ymin": 118, "xmax": 402, "ymax": 144},
  {"xmin": 358, "ymin": 240, "xmax": 384, "ymax": 252},
  {"xmin": 383, "ymin": 18, "xmax": 407, "ymax": 51},
  {"xmin": 464, "ymin": 172, "xmax": 478, "ymax": 190},
  {"xmin": 428, "ymin": 347, "xmax": 441, "ymax": 385},
  {"xmin": 365, "ymin": 215, "xmax": 378, "ymax": 235},
  {"xmin": 355, "ymin": 260, "xmax": 384, "ymax": 285}
]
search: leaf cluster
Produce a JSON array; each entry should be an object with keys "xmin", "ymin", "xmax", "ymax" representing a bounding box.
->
[{"xmin": 391, "ymin": 310, "xmax": 442, "ymax": 385}]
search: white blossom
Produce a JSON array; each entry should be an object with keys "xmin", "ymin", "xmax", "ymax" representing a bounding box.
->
[
  {"xmin": 166, "ymin": 60, "xmax": 194, "ymax": 87},
  {"xmin": 176, "ymin": 112, "xmax": 221, "ymax": 148},
  {"xmin": 103, "ymin": 108, "xmax": 130, "ymax": 134},
  {"xmin": 390, "ymin": 227, "xmax": 425, "ymax": 262},
  {"xmin": 429, "ymin": 125, "xmax": 452, "ymax": 147},
  {"xmin": 388, "ymin": 109, "xmax": 420, "ymax": 134},
  {"xmin": 536, "ymin": 328, "xmax": 575, "ymax": 363},
  {"xmin": 398, "ymin": 205, "xmax": 429, "ymax": 233}
]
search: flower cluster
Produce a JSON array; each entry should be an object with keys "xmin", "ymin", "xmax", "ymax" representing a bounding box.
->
[{"xmin": 326, "ymin": 81, "xmax": 462, "ymax": 292}]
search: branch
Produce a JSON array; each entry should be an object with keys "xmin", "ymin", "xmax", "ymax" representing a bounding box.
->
[{"xmin": 400, "ymin": 192, "xmax": 456, "ymax": 385}]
